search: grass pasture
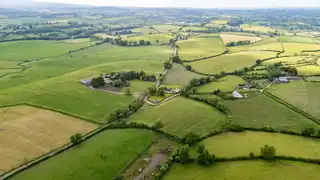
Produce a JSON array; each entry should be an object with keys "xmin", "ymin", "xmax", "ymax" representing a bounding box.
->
[
  {"xmin": 0, "ymin": 69, "xmax": 22, "ymax": 77},
  {"xmin": 219, "ymin": 33, "xmax": 262, "ymax": 44},
  {"xmin": 0, "ymin": 43, "xmax": 172, "ymax": 90},
  {"xmin": 187, "ymin": 51, "xmax": 277, "ymax": 74},
  {"xmin": 152, "ymin": 25, "xmax": 181, "ymax": 33},
  {"xmin": 0, "ymin": 60, "xmax": 168, "ymax": 123},
  {"xmin": 127, "ymin": 34, "xmax": 173, "ymax": 44},
  {"xmin": 240, "ymin": 24, "xmax": 275, "ymax": 33},
  {"xmin": 128, "ymin": 97, "xmax": 227, "ymax": 137},
  {"xmin": 201, "ymin": 131, "xmax": 320, "ymax": 159},
  {"xmin": 268, "ymin": 81, "xmax": 320, "ymax": 118},
  {"xmin": 0, "ymin": 105, "xmax": 97, "ymax": 174},
  {"xmin": 280, "ymin": 36, "xmax": 320, "ymax": 44},
  {"xmin": 211, "ymin": 20, "xmax": 228, "ymax": 25},
  {"xmin": 297, "ymin": 65, "xmax": 320, "ymax": 76},
  {"xmin": 225, "ymin": 92, "xmax": 319, "ymax": 132},
  {"xmin": 0, "ymin": 61, "xmax": 21, "ymax": 69},
  {"xmin": 182, "ymin": 26, "xmax": 208, "ymax": 32},
  {"xmin": 164, "ymin": 160, "xmax": 320, "ymax": 180},
  {"xmin": 132, "ymin": 26, "xmax": 159, "ymax": 34},
  {"xmin": 282, "ymin": 43, "xmax": 320, "ymax": 56},
  {"xmin": 0, "ymin": 40, "xmax": 93, "ymax": 62},
  {"xmin": 261, "ymin": 56, "xmax": 309, "ymax": 65},
  {"xmin": 164, "ymin": 63, "xmax": 203, "ymax": 85},
  {"xmin": 228, "ymin": 37, "xmax": 283, "ymax": 52},
  {"xmin": 197, "ymin": 75, "xmax": 245, "ymax": 92},
  {"xmin": 10, "ymin": 129, "xmax": 155, "ymax": 180},
  {"xmin": 120, "ymin": 80, "xmax": 155, "ymax": 94},
  {"xmin": 177, "ymin": 36, "xmax": 225, "ymax": 61}
]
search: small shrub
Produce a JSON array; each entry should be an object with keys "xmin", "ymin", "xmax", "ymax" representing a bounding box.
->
[
  {"xmin": 70, "ymin": 133, "xmax": 83, "ymax": 144},
  {"xmin": 302, "ymin": 127, "xmax": 315, "ymax": 137},
  {"xmin": 197, "ymin": 145, "xmax": 205, "ymax": 154},
  {"xmin": 260, "ymin": 144, "xmax": 276, "ymax": 160},
  {"xmin": 183, "ymin": 132, "xmax": 200, "ymax": 145},
  {"xmin": 249, "ymin": 152, "xmax": 255, "ymax": 159},
  {"xmin": 153, "ymin": 121, "xmax": 164, "ymax": 129}
]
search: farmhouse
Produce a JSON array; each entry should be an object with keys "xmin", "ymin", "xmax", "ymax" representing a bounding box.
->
[
  {"xmin": 277, "ymin": 77, "xmax": 289, "ymax": 83},
  {"xmin": 164, "ymin": 88, "xmax": 180, "ymax": 94},
  {"xmin": 80, "ymin": 79, "xmax": 92, "ymax": 86},
  {"xmin": 232, "ymin": 90, "xmax": 244, "ymax": 98}
]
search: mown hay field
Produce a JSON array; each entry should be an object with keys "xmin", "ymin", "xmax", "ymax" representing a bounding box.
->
[
  {"xmin": 211, "ymin": 20, "xmax": 228, "ymax": 25},
  {"xmin": 177, "ymin": 36, "xmax": 225, "ymax": 61},
  {"xmin": 128, "ymin": 97, "xmax": 227, "ymax": 137},
  {"xmin": 164, "ymin": 160, "xmax": 320, "ymax": 180},
  {"xmin": 268, "ymin": 81, "xmax": 320, "ymax": 118},
  {"xmin": 164, "ymin": 63, "xmax": 203, "ymax": 85},
  {"xmin": 10, "ymin": 129, "xmax": 155, "ymax": 180},
  {"xmin": 219, "ymin": 33, "xmax": 262, "ymax": 44},
  {"xmin": 197, "ymin": 75, "xmax": 245, "ymax": 92},
  {"xmin": 200, "ymin": 131, "xmax": 320, "ymax": 159},
  {"xmin": 0, "ymin": 40, "xmax": 94, "ymax": 62},
  {"xmin": 0, "ymin": 69, "xmax": 21, "ymax": 76},
  {"xmin": 187, "ymin": 51, "xmax": 277, "ymax": 74},
  {"xmin": 225, "ymin": 92, "xmax": 319, "ymax": 132},
  {"xmin": 0, "ymin": 105, "xmax": 97, "ymax": 174}
]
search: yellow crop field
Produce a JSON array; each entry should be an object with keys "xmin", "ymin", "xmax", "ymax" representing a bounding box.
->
[
  {"xmin": 0, "ymin": 105, "xmax": 97, "ymax": 174},
  {"xmin": 219, "ymin": 33, "xmax": 262, "ymax": 44}
]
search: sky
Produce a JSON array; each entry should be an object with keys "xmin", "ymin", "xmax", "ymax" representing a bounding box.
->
[{"xmin": 33, "ymin": 0, "xmax": 320, "ymax": 8}]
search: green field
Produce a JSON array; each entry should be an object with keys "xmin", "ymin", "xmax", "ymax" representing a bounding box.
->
[
  {"xmin": 0, "ymin": 44, "xmax": 172, "ymax": 90},
  {"xmin": 128, "ymin": 97, "xmax": 227, "ymax": 137},
  {"xmin": 228, "ymin": 37, "xmax": 283, "ymax": 52},
  {"xmin": 197, "ymin": 75, "xmax": 245, "ymax": 92},
  {"xmin": 0, "ymin": 40, "xmax": 93, "ymax": 61},
  {"xmin": 282, "ymin": 43, "xmax": 320, "ymax": 56},
  {"xmin": 164, "ymin": 160, "xmax": 320, "ymax": 180},
  {"xmin": 120, "ymin": 80, "xmax": 155, "ymax": 93},
  {"xmin": 187, "ymin": 51, "xmax": 277, "ymax": 74},
  {"xmin": 240, "ymin": 24, "xmax": 275, "ymax": 33},
  {"xmin": 132, "ymin": 26, "xmax": 159, "ymax": 34},
  {"xmin": 201, "ymin": 131, "xmax": 320, "ymax": 159},
  {"xmin": 211, "ymin": 20, "xmax": 228, "ymax": 25},
  {"xmin": 164, "ymin": 63, "xmax": 203, "ymax": 85},
  {"xmin": 261, "ymin": 56, "xmax": 310, "ymax": 65},
  {"xmin": 225, "ymin": 92, "xmax": 319, "ymax": 132},
  {"xmin": 0, "ymin": 61, "xmax": 21, "ymax": 69},
  {"xmin": 297, "ymin": 65, "xmax": 320, "ymax": 76},
  {"xmin": 268, "ymin": 81, "xmax": 320, "ymax": 118},
  {"xmin": 280, "ymin": 36, "xmax": 320, "ymax": 44},
  {"xmin": 152, "ymin": 25, "xmax": 181, "ymax": 33},
  {"xmin": 127, "ymin": 34, "xmax": 173, "ymax": 44},
  {"xmin": 10, "ymin": 129, "xmax": 155, "ymax": 180},
  {"xmin": 177, "ymin": 36, "xmax": 225, "ymax": 61},
  {"xmin": 182, "ymin": 26, "xmax": 208, "ymax": 32}
]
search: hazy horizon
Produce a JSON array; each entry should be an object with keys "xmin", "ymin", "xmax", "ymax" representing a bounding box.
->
[{"xmin": 32, "ymin": 0, "xmax": 320, "ymax": 8}]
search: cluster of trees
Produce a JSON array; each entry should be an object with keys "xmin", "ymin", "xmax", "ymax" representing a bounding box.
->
[
  {"xmin": 172, "ymin": 56, "xmax": 182, "ymax": 64},
  {"xmin": 226, "ymin": 40, "xmax": 252, "ymax": 47},
  {"xmin": 213, "ymin": 89, "xmax": 237, "ymax": 100},
  {"xmin": 108, "ymin": 99, "xmax": 144, "ymax": 122},
  {"xmin": 108, "ymin": 38, "xmax": 151, "ymax": 46},
  {"xmin": 149, "ymin": 87, "xmax": 165, "ymax": 97},
  {"xmin": 164, "ymin": 60, "xmax": 172, "ymax": 70},
  {"xmin": 91, "ymin": 76, "xmax": 105, "ymax": 88},
  {"xmin": 227, "ymin": 19, "xmax": 244, "ymax": 26},
  {"xmin": 185, "ymin": 77, "xmax": 214, "ymax": 91},
  {"xmin": 260, "ymin": 144, "xmax": 276, "ymax": 160},
  {"xmin": 280, "ymin": 66, "xmax": 298, "ymax": 75},
  {"xmin": 70, "ymin": 133, "xmax": 83, "ymax": 145},
  {"xmin": 171, "ymin": 145, "xmax": 191, "ymax": 164},
  {"xmin": 109, "ymin": 71, "xmax": 156, "ymax": 82},
  {"xmin": 197, "ymin": 145, "xmax": 216, "ymax": 166}
]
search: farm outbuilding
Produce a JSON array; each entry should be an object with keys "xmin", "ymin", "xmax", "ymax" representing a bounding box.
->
[
  {"xmin": 277, "ymin": 77, "xmax": 289, "ymax": 83},
  {"xmin": 232, "ymin": 91, "xmax": 243, "ymax": 99}
]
